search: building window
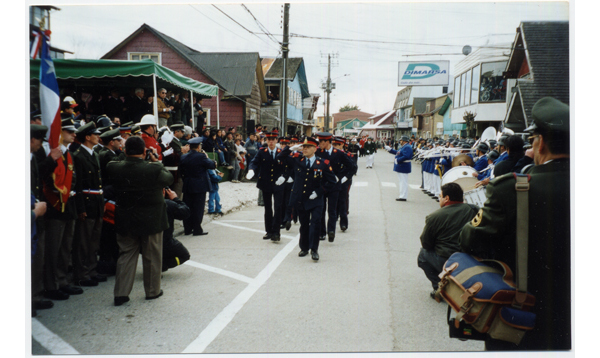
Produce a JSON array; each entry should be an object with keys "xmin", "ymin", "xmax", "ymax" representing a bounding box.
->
[
  {"xmin": 479, "ymin": 61, "xmax": 508, "ymax": 102},
  {"xmin": 470, "ymin": 65, "xmax": 480, "ymax": 105},
  {"xmin": 453, "ymin": 76, "xmax": 461, "ymax": 108},
  {"xmin": 128, "ymin": 52, "xmax": 161, "ymax": 64}
]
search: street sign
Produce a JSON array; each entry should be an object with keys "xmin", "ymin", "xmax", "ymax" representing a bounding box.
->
[{"xmin": 398, "ymin": 61, "xmax": 449, "ymax": 86}]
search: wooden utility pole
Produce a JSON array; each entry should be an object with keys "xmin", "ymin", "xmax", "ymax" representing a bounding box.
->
[
  {"xmin": 325, "ymin": 54, "xmax": 331, "ymax": 132},
  {"xmin": 280, "ymin": 3, "xmax": 290, "ymax": 135}
]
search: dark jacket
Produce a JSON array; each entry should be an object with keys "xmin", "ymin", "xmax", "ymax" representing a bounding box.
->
[
  {"xmin": 107, "ymin": 157, "xmax": 173, "ymax": 236},
  {"xmin": 179, "ymin": 150, "xmax": 216, "ymax": 193},
  {"xmin": 249, "ymin": 147, "xmax": 286, "ymax": 192},
  {"xmin": 72, "ymin": 146, "xmax": 104, "ymax": 218},
  {"xmin": 420, "ymin": 202, "xmax": 478, "ymax": 258},
  {"xmin": 493, "ymin": 151, "xmax": 524, "ymax": 177},
  {"xmin": 459, "ymin": 159, "xmax": 571, "ymax": 350},
  {"xmin": 286, "ymin": 153, "xmax": 337, "ymax": 210}
]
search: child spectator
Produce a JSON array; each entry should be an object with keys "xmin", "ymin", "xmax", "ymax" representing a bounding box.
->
[{"xmin": 207, "ymin": 168, "xmax": 224, "ymax": 216}]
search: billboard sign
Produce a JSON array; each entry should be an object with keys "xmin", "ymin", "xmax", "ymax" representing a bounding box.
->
[{"xmin": 398, "ymin": 61, "xmax": 449, "ymax": 86}]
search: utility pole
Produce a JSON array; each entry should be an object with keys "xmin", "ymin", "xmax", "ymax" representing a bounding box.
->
[
  {"xmin": 280, "ymin": 3, "xmax": 290, "ymax": 135},
  {"xmin": 320, "ymin": 52, "xmax": 338, "ymax": 133}
]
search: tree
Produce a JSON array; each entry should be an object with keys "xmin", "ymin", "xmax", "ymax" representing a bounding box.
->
[
  {"xmin": 463, "ymin": 111, "xmax": 477, "ymax": 138},
  {"xmin": 339, "ymin": 104, "xmax": 360, "ymax": 112}
]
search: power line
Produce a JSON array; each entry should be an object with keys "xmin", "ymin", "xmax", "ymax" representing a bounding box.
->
[
  {"xmin": 240, "ymin": 4, "xmax": 280, "ymax": 46},
  {"xmin": 210, "ymin": 5, "xmax": 282, "ymax": 54},
  {"xmin": 289, "ymin": 33, "xmax": 513, "ymax": 50}
]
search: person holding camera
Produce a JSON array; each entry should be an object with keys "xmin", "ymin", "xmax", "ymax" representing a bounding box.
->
[
  {"xmin": 107, "ymin": 136, "xmax": 174, "ymax": 306},
  {"xmin": 179, "ymin": 137, "xmax": 217, "ymax": 236},
  {"xmin": 139, "ymin": 114, "xmax": 162, "ymax": 160}
]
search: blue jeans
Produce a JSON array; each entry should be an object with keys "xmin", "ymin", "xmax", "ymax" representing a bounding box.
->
[
  {"xmin": 208, "ymin": 190, "xmax": 221, "ymax": 213},
  {"xmin": 417, "ymin": 247, "xmax": 448, "ymax": 290},
  {"xmin": 217, "ymin": 151, "xmax": 226, "ymax": 165}
]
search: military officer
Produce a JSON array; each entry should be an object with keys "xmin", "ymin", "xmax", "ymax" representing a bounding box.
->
[
  {"xmin": 363, "ymin": 137, "xmax": 377, "ymax": 168},
  {"xmin": 278, "ymin": 137, "xmax": 295, "ymax": 230},
  {"xmin": 41, "ymin": 118, "xmax": 83, "ymax": 300},
  {"xmin": 179, "ymin": 137, "xmax": 216, "ymax": 236},
  {"xmin": 315, "ymin": 132, "xmax": 355, "ymax": 242},
  {"xmin": 98, "ymin": 128, "xmax": 124, "ymax": 184},
  {"xmin": 71, "ymin": 122, "xmax": 106, "ymax": 286},
  {"xmin": 163, "ymin": 123, "xmax": 190, "ymax": 198},
  {"xmin": 347, "ymin": 138, "xmax": 360, "ymax": 164},
  {"xmin": 139, "ymin": 114, "xmax": 163, "ymax": 160},
  {"xmin": 332, "ymin": 136, "xmax": 357, "ymax": 231},
  {"xmin": 246, "ymin": 132, "xmax": 286, "ymax": 241},
  {"xmin": 459, "ymin": 97, "xmax": 571, "ymax": 350},
  {"xmin": 282, "ymin": 137, "xmax": 337, "ymax": 260}
]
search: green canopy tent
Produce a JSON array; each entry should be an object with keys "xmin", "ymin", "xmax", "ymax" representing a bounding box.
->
[{"xmin": 30, "ymin": 58, "xmax": 219, "ymax": 126}]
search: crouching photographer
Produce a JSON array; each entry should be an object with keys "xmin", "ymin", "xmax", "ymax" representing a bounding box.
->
[{"xmin": 162, "ymin": 187, "xmax": 191, "ymax": 272}]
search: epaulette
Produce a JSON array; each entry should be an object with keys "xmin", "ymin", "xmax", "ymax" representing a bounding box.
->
[
  {"xmin": 324, "ymin": 159, "xmax": 330, "ymax": 165},
  {"xmin": 292, "ymin": 152, "xmax": 300, "ymax": 158},
  {"xmin": 264, "ymin": 148, "xmax": 269, "ymax": 152},
  {"xmin": 333, "ymin": 149, "xmax": 338, "ymax": 153}
]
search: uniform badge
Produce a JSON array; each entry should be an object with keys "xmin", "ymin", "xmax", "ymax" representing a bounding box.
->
[
  {"xmin": 471, "ymin": 209, "xmax": 483, "ymax": 227},
  {"xmin": 68, "ymin": 164, "xmax": 74, "ymax": 171}
]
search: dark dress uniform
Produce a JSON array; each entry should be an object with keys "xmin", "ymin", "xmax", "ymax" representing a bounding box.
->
[
  {"xmin": 179, "ymin": 149, "xmax": 216, "ymax": 235},
  {"xmin": 316, "ymin": 146, "xmax": 356, "ymax": 241},
  {"xmin": 162, "ymin": 135, "xmax": 184, "ymax": 197},
  {"xmin": 336, "ymin": 150, "xmax": 358, "ymax": 230},
  {"xmin": 107, "ymin": 157, "xmax": 173, "ymax": 300},
  {"xmin": 287, "ymin": 154, "xmax": 336, "ymax": 255},
  {"xmin": 71, "ymin": 144, "xmax": 105, "ymax": 285},
  {"xmin": 249, "ymin": 146, "xmax": 286, "ymax": 239}
]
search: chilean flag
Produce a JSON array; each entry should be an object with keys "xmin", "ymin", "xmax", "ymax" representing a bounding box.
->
[{"xmin": 38, "ymin": 30, "xmax": 62, "ymax": 149}]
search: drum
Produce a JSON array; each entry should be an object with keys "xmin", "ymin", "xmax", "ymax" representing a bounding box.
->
[
  {"xmin": 441, "ymin": 166, "xmax": 478, "ymax": 192},
  {"xmin": 463, "ymin": 187, "xmax": 487, "ymax": 208}
]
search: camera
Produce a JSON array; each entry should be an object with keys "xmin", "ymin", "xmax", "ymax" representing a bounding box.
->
[{"xmin": 448, "ymin": 318, "xmax": 487, "ymax": 341}]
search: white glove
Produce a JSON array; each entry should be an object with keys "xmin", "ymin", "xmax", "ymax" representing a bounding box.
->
[
  {"xmin": 394, "ymin": 158, "xmax": 398, "ymax": 165},
  {"xmin": 385, "ymin": 145, "xmax": 391, "ymax": 151},
  {"xmin": 309, "ymin": 191, "xmax": 318, "ymax": 200},
  {"xmin": 161, "ymin": 130, "xmax": 174, "ymax": 146},
  {"xmin": 246, "ymin": 169, "xmax": 254, "ymax": 180},
  {"xmin": 287, "ymin": 177, "xmax": 294, "ymax": 183},
  {"xmin": 341, "ymin": 176, "xmax": 347, "ymax": 184},
  {"xmin": 275, "ymin": 176, "xmax": 285, "ymax": 186},
  {"xmin": 290, "ymin": 144, "xmax": 302, "ymax": 152},
  {"xmin": 163, "ymin": 148, "xmax": 174, "ymax": 157}
]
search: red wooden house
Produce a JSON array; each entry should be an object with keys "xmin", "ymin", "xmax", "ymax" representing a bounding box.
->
[{"xmin": 102, "ymin": 23, "xmax": 267, "ymax": 134}]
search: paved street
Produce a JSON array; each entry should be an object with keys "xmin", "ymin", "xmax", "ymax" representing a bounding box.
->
[{"xmin": 31, "ymin": 151, "xmax": 483, "ymax": 354}]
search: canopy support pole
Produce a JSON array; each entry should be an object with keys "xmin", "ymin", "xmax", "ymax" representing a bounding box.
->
[
  {"xmin": 217, "ymin": 89, "xmax": 220, "ymax": 129},
  {"xmin": 152, "ymin": 73, "xmax": 158, "ymax": 120},
  {"xmin": 190, "ymin": 90, "xmax": 194, "ymax": 128}
]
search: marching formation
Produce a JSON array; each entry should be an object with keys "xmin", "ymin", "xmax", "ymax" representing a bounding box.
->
[{"xmin": 246, "ymin": 132, "xmax": 358, "ymax": 261}]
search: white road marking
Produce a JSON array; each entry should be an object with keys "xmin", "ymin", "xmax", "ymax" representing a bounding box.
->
[
  {"xmin": 32, "ymin": 318, "xmax": 79, "ymax": 354},
  {"xmin": 409, "ymin": 184, "xmax": 422, "ymax": 190},
  {"xmin": 381, "ymin": 182, "xmax": 396, "ymax": 187},
  {"xmin": 211, "ymin": 221, "xmax": 296, "ymax": 240},
  {"xmin": 353, "ymin": 182, "xmax": 369, "ymax": 187},
  {"xmin": 184, "ymin": 260, "xmax": 254, "ymax": 284},
  {"xmin": 182, "ymin": 234, "xmax": 300, "ymax": 353},
  {"xmin": 217, "ymin": 220, "xmax": 264, "ymax": 223}
]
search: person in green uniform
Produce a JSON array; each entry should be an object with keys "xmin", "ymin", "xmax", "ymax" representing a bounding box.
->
[
  {"xmin": 107, "ymin": 136, "xmax": 174, "ymax": 306},
  {"xmin": 459, "ymin": 97, "xmax": 571, "ymax": 351}
]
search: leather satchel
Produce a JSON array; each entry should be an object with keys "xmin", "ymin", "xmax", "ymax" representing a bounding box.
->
[{"xmin": 436, "ymin": 174, "xmax": 536, "ymax": 344}]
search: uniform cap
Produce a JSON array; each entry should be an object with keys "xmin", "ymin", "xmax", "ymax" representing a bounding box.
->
[
  {"xmin": 76, "ymin": 121, "xmax": 101, "ymax": 136},
  {"xmin": 30, "ymin": 124, "xmax": 48, "ymax": 140},
  {"xmin": 279, "ymin": 136, "xmax": 290, "ymax": 143},
  {"xmin": 171, "ymin": 123, "xmax": 184, "ymax": 131},
  {"xmin": 61, "ymin": 118, "xmax": 76, "ymax": 131},
  {"xmin": 487, "ymin": 149, "xmax": 500, "ymax": 161},
  {"xmin": 525, "ymin": 96, "xmax": 570, "ymax": 134},
  {"xmin": 100, "ymin": 128, "xmax": 122, "ymax": 142},
  {"xmin": 333, "ymin": 136, "xmax": 346, "ymax": 145},
  {"xmin": 302, "ymin": 137, "xmax": 318, "ymax": 147},
  {"xmin": 264, "ymin": 132, "xmax": 278, "ymax": 139},
  {"xmin": 188, "ymin": 137, "xmax": 203, "ymax": 145},
  {"xmin": 130, "ymin": 125, "xmax": 142, "ymax": 135},
  {"xmin": 400, "ymin": 135, "xmax": 410, "ymax": 142},
  {"xmin": 96, "ymin": 115, "xmax": 112, "ymax": 128},
  {"xmin": 476, "ymin": 142, "xmax": 489, "ymax": 153},
  {"xmin": 315, "ymin": 132, "xmax": 333, "ymax": 140}
]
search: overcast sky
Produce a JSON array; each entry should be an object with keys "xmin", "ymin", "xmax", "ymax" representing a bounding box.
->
[{"xmin": 40, "ymin": 0, "xmax": 569, "ymax": 117}]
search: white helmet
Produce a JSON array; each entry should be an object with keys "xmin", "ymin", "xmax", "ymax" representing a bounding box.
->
[{"xmin": 140, "ymin": 114, "xmax": 157, "ymax": 126}]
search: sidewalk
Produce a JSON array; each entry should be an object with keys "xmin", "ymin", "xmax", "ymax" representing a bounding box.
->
[{"xmin": 173, "ymin": 181, "xmax": 258, "ymax": 236}]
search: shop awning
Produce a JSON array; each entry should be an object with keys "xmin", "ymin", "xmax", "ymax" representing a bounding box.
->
[{"xmin": 30, "ymin": 59, "xmax": 218, "ymax": 98}]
